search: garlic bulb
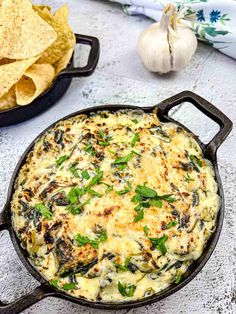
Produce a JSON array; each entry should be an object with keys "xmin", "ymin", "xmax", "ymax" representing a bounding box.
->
[{"xmin": 137, "ymin": 4, "xmax": 197, "ymax": 74}]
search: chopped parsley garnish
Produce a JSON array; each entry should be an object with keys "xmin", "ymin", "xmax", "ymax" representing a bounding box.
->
[
  {"xmin": 105, "ymin": 185, "xmax": 113, "ymax": 193},
  {"xmin": 113, "ymin": 150, "xmax": 139, "ymax": 170},
  {"xmin": 184, "ymin": 173, "xmax": 194, "ymax": 182},
  {"xmin": 189, "ymin": 154, "xmax": 203, "ymax": 168},
  {"xmin": 149, "ymin": 235, "xmax": 168, "ymax": 255},
  {"xmin": 144, "ymin": 225, "xmax": 149, "ymax": 236},
  {"xmin": 114, "ymin": 151, "xmax": 136, "ymax": 164},
  {"xmin": 87, "ymin": 188, "xmax": 103, "ymax": 198},
  {"xmin": 118, "ymin": 282, "xmax": 136, "ymax": 297},
  {"xmin": 81, "ymin": 170, "xmax": 90, "ymax": 180},
  {"xmin": 98, "ymin": 131, "xmax": 112, "ymax": 146},
  {"xmin": 98, "ymin": 141, "xmax": 110, "ymax": 146},
  {"xmin": 69, "ymin": 165, "xmax": 80, "ymax": 178},
  {"xmin": 131, "ymin": 133, "xmax": 139, "ymax": 147},
  {"xmin": 108, "ymin": 148, "xmax": 115, "ymax": 154},
  {"xmin": 84, "ymin": 144, "xmax": 96, "ymax": 156},
  {"xmin": 150, "ymin": 198, "xmax": 163, "ymax": 208},
  {"xmin": 166, "ymin": 220, "xmax": 178, "ymax": 229},
  {"xmin": 133, "ymin": 209, "xmax": 144, "ymax": 222},
  {"xmin": 68, "ymin": 187, "xmax": 79, "ymax": 204},
  {"xmin": 55, "ymin": 155, "xmax": 68, "ymax": 167},
  {"xmin": 131, "ymin": 119, "xmax": 138, "ymax": 124},
  {"xmin": 67, "ymin": 199, "xmax": 90, "ymax": 215},
  {"xmin": 132, "ymin": 185, "xmax": 176, "ymax": 222},
  {"xmin": 114, "ymin": 257, "xmax": 131, "ymax": 271},
  {"xmin": 75, "ymin": 234, "xmax": 100, "ymax": 249},
  {"xmin": 98, "ymin": 228, "xmax": 108, "ymax": 242},
  {"xmin": 75, "ymin": 228, "xmax": 107, "ymax": 249},
  {"xmin": 50, "ymin": 279, "xmax": 59, "ymax": 288},
  {"xmin": 87, "ymin": 171, "xmax": 103, "ymax": 187},
  {"xmin": 135, "ymin": 185, "xmax": 157, "ymax": 198},
  {"xmin": 175, "ymin": 274, "xmax": 182, "ymax": 284},
  {"xmin": 35, "ymin": 203, "xmax": 52, "ymax": 219},
  {"xmin": 116, "ymin": 181, "xmax": 132, "ymax": 195},
  {"xmin": 62, "ymin": 282, "xmax": 76, "ymax": 291}
]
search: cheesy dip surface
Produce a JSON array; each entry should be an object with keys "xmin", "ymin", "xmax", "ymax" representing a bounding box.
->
[{"xmin": 11, "ymin": 109, "xmax": 220, "ymax": 302}]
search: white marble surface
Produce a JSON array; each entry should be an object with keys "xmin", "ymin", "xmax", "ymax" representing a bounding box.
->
[{"xmin": 0, "ymin": 0, "xmax": 235, "ymax": 313}]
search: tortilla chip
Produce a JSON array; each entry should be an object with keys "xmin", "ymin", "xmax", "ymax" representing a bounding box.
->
[
  {"xmin": 0, "ymin": 56, "xmax": 38, "ymax": 98},
  {"xmin": 54, "ymin": 47, "xmax": 74, "ymax": 75},
  {"xmin": 15, "ymin": 64, "xmax": 55, "ymax": 106},
  {"xmin": 54, "ymin": 5, "xmax": 69, "ymax": 21},
  {"xmin": 0, "ymin": 87, "xmax": 17, "ymax": 111},
  {"xmin": 0, "ymin": 0, "xmax": 57, "ymax": 59},
  {"xmin": 34, "ymin": 6, "xmax": 76, "ymax": 65}
]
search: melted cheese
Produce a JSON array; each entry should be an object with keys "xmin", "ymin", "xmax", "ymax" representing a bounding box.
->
[{"xmin": 11, "ymin": 109, "xmax": 219, "ymax": 302}]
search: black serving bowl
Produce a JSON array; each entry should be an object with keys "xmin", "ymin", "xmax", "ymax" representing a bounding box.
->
[
  {"xmin": 0, "ymin": 34, "xmax": 100, "ymax": 127},
  {"xmin": 0, "ymin": 91, "xmax": 233, "ymax": 313}
]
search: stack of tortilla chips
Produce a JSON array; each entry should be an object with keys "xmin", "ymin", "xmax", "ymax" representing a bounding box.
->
[{"xmin": 0, "ymin": 0, "xmax": 76, "ymax": 111}]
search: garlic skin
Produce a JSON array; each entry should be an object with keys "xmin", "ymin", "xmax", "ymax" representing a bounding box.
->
[{"xmin": 137, "ymin": 4, "xmax": 197, "ymax": 74}]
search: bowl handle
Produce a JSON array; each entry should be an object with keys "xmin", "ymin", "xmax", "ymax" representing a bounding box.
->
[
  {"xmin": 58, "ymin": 33, "xmax": 100, "ymax": 78},
  {"xmin": 157, "ymin": 91, "xmax": 233, "ymax": 159}
]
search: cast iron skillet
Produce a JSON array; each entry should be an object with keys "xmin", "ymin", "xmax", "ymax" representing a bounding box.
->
[
  {"xmin": 0, "ymin": 91, "xmax": 233, "ymax": 314},
  {"xmin": 0, "ymin": 33, "xmax": 100, "ymax": 127}
]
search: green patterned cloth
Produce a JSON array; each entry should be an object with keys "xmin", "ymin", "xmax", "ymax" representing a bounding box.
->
[{"xmin": 109, "ymin": 0, "xmax": 236, "ymax": 59}]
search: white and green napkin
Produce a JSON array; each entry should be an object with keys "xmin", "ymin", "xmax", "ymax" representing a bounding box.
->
[{"xmin": 109, "ymin": 0, "xmax": 236, "ymax": 59}]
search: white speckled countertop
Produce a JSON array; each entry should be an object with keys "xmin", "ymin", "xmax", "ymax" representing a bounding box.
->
[{"xmin": 0, "ymin": 1, "xmax": 235, "ymax": 313}]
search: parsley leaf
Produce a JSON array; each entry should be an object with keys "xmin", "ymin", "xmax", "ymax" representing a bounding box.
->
[
  {"xmin": 68, "ymin": 188, "xmax": 79, "ymax": 204},
  {"xmin": 131, "ymin": 119, "xmax": 138, "ymax": 124},
  {"xmin": 133, "ymin": 209, "xmax": 144, "ymax": 222},
  {"xmin": 87, "ymin": 171, "xmax": 103, "ymax": 187},
  {"xmin": 62, "ymin": 282, "xmax": 76, "ymax": 291},
  {"xmin": 114, "ymin": 257, "xmax": 131, "ymax": 271},
  {"xmin": 135, "ymin": 185, "xmax": 157, "ymax": 198},
  {"xmin": 144, "ymin": 225, "xmax": 149, "ymax": 236},
  {"xmin": 184, "ymin": 173, "xmax": 194, "ymax": 182},
  {"xmin": 105, "ymin": 185, "xmax": 113, "ymax": 193},
  {"xmin": 98, "ymin": 141, "xmax": 110, "ymax": 146},
  {"xmin": 116, "ymin": 181, "xmax": 132, "ymax": 195},
  {"xmin": 81, "ymin": 170, "xmax": 90, "ymax": 180},
  {"xmin": 55, "ymin": 155, "xmax": 68, "ymax": 167},
  {"xmin": 87, "ymin": 188, "xmax": 103, "ymax": 198},
  {"xmin": 190, "ymin": 154, "xmax": 203, "ymax": 168},
  {"xmin": 35, "ymin": 203, "xmax": 52, "ymax": 219},
  {"xmin": 84, "ymin": 144, "xmax": 96, "ymax": 156},
  {"xmin": 118, "ymin": 282, "xmax": 136, "ymax": 297},
  {"xmin": 149, "ymin": 235, "xmax": 168, "ymax": 255},
  {"xmin": 69, "ymin": 165, "xmax": 80, "ymax": 178},
  {"xmin": 113, "ymin": 150, "xmax": 139, "ymax": 165},
  {"xmin": 67, "ymin": 199, "xmax": 90, "ymax": 215},
  {"xmin": 150, "ymin": 198, "xmax": 163, "ymax": 208},
  {"xmin": 75, "ymin": 228, "xmax": 107, "ymax": 249},
  {"xmin": 175, "ymin": 274, "xmax": 182, "ymax": 284},
  {"xmin": 131, "ymin": 133, "xmax": 139, "ymax": 147},
  {"xmin": 75, "ymin": 234, "xmax": 99, "ymax": 249},
  {"xmin": 166, "ymin": 220, "xmax": 178, "ymax": 229},
  {"xmin": 50, "ymin": 279, "xmax": 59, "ymax": 288}
]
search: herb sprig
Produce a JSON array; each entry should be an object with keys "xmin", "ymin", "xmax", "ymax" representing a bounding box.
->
[
  {"xmin": 132, "ymin": 185, "xmax": 176, "ymax": 222},
  {"xmin": 35, "ymin": 203, "xmax": 52, "ymax": 219},
  {"xmin": 118, "ymin": 282, "xmax": 136, "ymax": 297},
  {"xmin": 75, "ymin": 228, "xmax": 107, "ymax": 249}
]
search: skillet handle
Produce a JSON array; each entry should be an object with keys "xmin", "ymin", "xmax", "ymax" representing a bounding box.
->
[
  {"xmin": 59, "ymin": 33, "xmax": 100, "ymax": 78},
  {"xmin": 157, "ymin": 91, "xmax": 233, "ymax": 159},
  {"xmin": 0, "ymin": 285, "xmax": 55, "ymax": 314},
  {"xmin": 0, "ymin": 209, "xmax": 57, "ymax": 314}
]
